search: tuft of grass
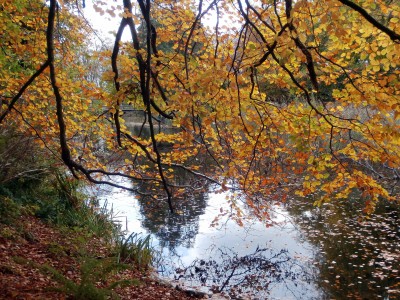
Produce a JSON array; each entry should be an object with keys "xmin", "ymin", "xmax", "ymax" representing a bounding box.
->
[
  {"xmin": 115, "ymin": 232, "xmax": 153, "ymax": 270},
  {"xmin": 0, "ymin": 195, "xmax": 20, "ymax": 225}
]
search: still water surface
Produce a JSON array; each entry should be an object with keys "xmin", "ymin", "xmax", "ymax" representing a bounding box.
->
[{"xmin": 97, "ymin": 182, "xmax": 399, "ymax": 299}]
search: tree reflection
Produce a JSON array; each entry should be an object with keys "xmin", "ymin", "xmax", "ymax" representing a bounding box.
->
[
  {"xmin": 136, "ymin": 166, "xmax": 210, "ymax": 250},
  {"xmin": 174, "ymin": 246, "xmax": 315, "ymax": 299},
  {"xmin": 138, "ymin": 192, "xmax": 208, "ymax": 250}
]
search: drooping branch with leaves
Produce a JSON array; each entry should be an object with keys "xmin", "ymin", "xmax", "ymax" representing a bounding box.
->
[{"xmin": 0, "ymin": 0, "xmax": 399, "ymax": 219}]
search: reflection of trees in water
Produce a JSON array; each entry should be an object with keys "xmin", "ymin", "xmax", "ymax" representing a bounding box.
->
[
  {"xmin": 136, "ymin": 165, "xmax": 210, "ymax": 250},
  {"xmin": 175, "ymin": 246, "xmax": 315, "ymax": 299},
  {"xmin": 286, "ymin": 197, "xmax": 400, "ymax": 299},
  {"xmin": 122, "ymin": 119, "xmax": 221, "ymax": 250},
  {"xmin": 138, "ymin": 192, "xmax": 208, "ymax": 250}
]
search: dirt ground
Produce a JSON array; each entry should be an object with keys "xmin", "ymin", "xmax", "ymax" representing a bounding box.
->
[{"xmin": 0, "ymin": 215, "xmax": 197, "ymax": 299}]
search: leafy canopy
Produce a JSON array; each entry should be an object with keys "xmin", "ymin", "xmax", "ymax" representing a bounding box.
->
[{"xmin": 0, "ymin": 0, "xmax": 399, "ymax": 218}]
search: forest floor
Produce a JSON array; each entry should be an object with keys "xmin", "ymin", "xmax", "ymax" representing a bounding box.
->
[{"xmin": 0, "ymin": 215, "xmax": 198, "ymax": 300}]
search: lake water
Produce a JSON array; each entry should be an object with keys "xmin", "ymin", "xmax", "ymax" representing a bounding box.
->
[{"xmin": 94, "ymin": 179, "xmax": 400, "ymax": 299}]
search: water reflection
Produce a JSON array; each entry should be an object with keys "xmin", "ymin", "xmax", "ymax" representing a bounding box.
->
[
  {"xmin": 97, "ymin": 174, "xmax": 400, "ymax": 299},
  {"xmin": 134, "ymin": 165, "xmax": 211, "ymax": 250},
  {"xmin": 174, "ymin": 246, "xmax": 314, "ymax": 299},
  {"xmin": 137, "ymin": 192, "xmax": 208, "ymax": 250},
  {"xmin": 98, "ymin": 179, "xmax": 321, "ymax": 299},
  {"xmin": 155, "ymin": 193, "xmax": 321, "ymax": 299}
]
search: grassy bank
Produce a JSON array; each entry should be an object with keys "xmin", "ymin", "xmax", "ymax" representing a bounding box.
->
[{"xmin": 0, "ymin": 132, "xmax": 193, "ymax": 299}]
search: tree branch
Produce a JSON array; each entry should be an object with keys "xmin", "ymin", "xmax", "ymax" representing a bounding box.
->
[
  {"xmin": 338, "ymin": 0, "xmax": 400, "ymax": 42},
  {"xmin": 0, "ymin": 61, "xmax": 49, "ymax": 123}
]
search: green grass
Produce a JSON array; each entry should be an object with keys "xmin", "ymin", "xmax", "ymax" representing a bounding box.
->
[{"xmin": 115, "ymin": 231, "xmax": 153, "ymax": 270}]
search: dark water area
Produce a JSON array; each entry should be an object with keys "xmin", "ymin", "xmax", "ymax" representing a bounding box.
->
[{"xmin": 287, "ymin": 198, "xmax": 400, "ymax": 299}]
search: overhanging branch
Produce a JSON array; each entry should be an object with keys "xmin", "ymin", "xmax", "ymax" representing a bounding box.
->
[{"xmin": 338, "ymin": 0, "xmax": 400, "ymax": 42}]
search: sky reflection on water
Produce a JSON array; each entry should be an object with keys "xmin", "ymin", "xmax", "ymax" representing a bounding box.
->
[{"xmin": 98, "ymin": 184, "xmax": 322, "ymax": 299}]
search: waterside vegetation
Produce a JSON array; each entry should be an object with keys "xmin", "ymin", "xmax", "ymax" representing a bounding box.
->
[{"xmin": 0, "ymin": 135, "xmax": 192, "ymax": 299}]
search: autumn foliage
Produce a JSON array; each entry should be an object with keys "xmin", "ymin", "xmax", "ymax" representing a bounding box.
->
[{"xmin": 0, "ymin": 0, "xmax": 399, "ymax": 217}]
